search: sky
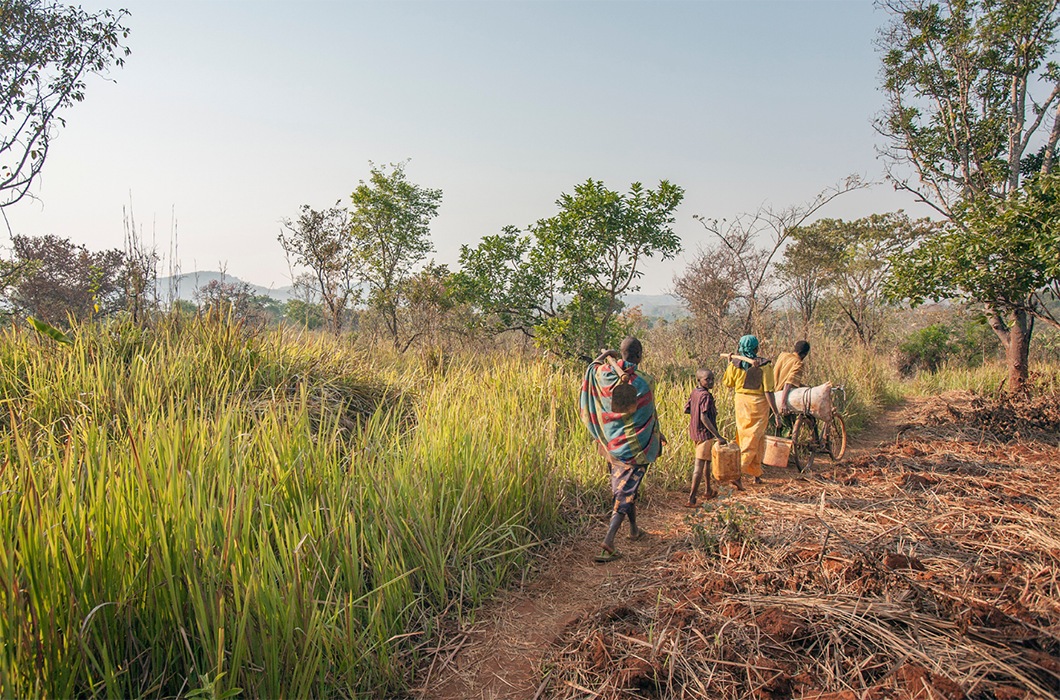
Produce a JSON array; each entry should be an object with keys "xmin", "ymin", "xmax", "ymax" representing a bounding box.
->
[{"xmin": 3, "ymin": 0, "xmax": 934, "ymax": 295}]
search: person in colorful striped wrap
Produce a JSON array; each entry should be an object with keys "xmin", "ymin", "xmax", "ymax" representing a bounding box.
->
[{"xmin": 580, "ymin": 336, "xmax": 666, "ymax": 563}]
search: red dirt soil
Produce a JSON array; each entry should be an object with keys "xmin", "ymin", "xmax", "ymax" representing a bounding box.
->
[{"xmin": 415, "ymin": 393, "xmax": 1060, "ymax": 699}]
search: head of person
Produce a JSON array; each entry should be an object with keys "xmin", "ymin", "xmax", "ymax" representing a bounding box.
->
[
  {"xmin": 736, "ymin": 335, "xmax": 759, "ymax": 370},
  {"xmin": 794, "ymin": 340, "xmax": 810, "ymax": 359},
  {"xmin": 696, "ymin": 367, "xmax": 714, "ymax": 390},
  {"xmin": 738, "ymin": 335, "xmax": 759, "ymax": 358},
  {"xmin": 620, "ymin": 336, "xmax": 643, "ymax": 364}
]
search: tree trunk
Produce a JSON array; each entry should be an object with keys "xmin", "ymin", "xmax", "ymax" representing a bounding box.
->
[
  {"xmin": 1005, "ymin": 309, "xmax": 1033, "ymax": 393},
  {"xmin": 988, "ymin": 307, "xmax": 1033, "ymax": 393}
]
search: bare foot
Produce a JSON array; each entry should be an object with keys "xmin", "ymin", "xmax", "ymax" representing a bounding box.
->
[
  {"xmin": 683, "ymin": 499, "xmax": 697, "ymax": 508},
  {"xmin": 754, "ymin": 476, "xmax": 764, "ymax": 485},
  {"xmin": 734, "ymin": 479, "xmax": 745, "ymax": 491},
  {"xmin": 703, "ymin": 488, "xmax": 717, "ymax": 500}
]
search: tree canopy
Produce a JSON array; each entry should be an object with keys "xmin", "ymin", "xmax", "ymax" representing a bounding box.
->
[
  {"xmin": 1, "ymin": 0, "xmax": 130, "ymax": 208},
  {"xmin": 349, "ymin": 161, "xmax": 442, "ymax": 349},
  {"xmin": 457, "ymin": 179, "xmax": 683, "ymax": 359},
  {"xmin": 878, "ymin": 0, "xmax": 1060, "ymax": 390}
]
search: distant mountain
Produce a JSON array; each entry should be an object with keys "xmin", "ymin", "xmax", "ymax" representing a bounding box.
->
[
  {"xmin": 154, "ymin": 272, "xmax": 299, "ymax": 302},
  {"xmin": 623, "ymin": 294, "xmax": 688, "ymax": 320},
  {"xmin": 155, "ymin": 272, "xmax": 688, "ymax": 318}
]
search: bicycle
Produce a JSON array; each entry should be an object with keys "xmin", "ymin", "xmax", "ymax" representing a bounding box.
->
[
  {"xmin": 788, "ymin": 385, "xmax": 847, "ymax": 471},
  {"xmin": 769, "ymin": 385, "xmax": 847, "ymax": 472}
]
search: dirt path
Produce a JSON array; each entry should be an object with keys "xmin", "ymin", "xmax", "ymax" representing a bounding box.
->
[
  {"xmin": 415, "ymin": 491, "xmax": 694, "ymax": 700},
  {"xmin": 415, "ymin": 395, "xmax": 979, "ymax": 699}
]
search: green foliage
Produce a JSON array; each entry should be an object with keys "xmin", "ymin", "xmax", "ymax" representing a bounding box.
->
[
  {"xmin": 457, "ymin": 179, "xmax": 683, "ymax": 359},
  {"xmin": 897, "ymin": 323, "xmax": 955, "ymax": 375},
  {"xmin": 886, "ymin": 175, "xmax": 1060, "ymax": 325},
  {"xmin": 1, "ymin": 0, "xmax": 130, "ymax": 208},
  {"xmin": 878, "ymin": 0, "xmax": 1060, "ymax": 211},
  {"xmin": 0, "ymin": 319, "xmax": 582, "ymax": 698},
  {"xmin": 281, "ymin": 298, "xmax": 326, "ymax": 330},
  {"xmin": 781, "ymin": 213, "xmax": 935, "ymax": 343},
  {"xmin": 684, "ymin": 499, "xmax": 760, "ymax": 553},
  {"xmin": 278, "ymin": 204, "xmax": 357, "ymax": 335},
  {"xmin": 349, "ymin": 160, "xmax": 443, "ymax": 348},
  {"xmin": 25, "ymin": 315, "xmax": 71, "ymax": 345}
]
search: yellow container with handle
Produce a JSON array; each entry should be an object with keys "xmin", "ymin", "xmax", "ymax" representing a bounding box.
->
[{"xmin": 711, "ymin": 441, "xmax": 741, "ymax": 482}]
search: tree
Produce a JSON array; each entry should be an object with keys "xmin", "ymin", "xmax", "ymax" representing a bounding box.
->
[
  {"xmin": 455, "ymin": 225, "xmax": 564, "ymax": 338},
  {"xmin": 403, "ymin": 262, "xmax": 459, "ymax": 349},
  {"xmin": 349, "ymin": 161, "xmax": 442, "ymax": 350},
  {"xmin": 687, "ymin": 177, "xmax": 866, "ymax": 339},
  {"xmin": 7, "ymin": 233, "xmax": 124, "ymax": 324},
  {"xmin": 878, "ymin": 0, "xmax": 1060, "ymax": 390},
  {"xmin": 782, "ymin": 213, "xmax": 935, "ymax": 344},
  {"xmin": 774, "ymin": 224, "xmax": 840, "ymax": 335},
  {"xmin": 1, "ymin": 0, "xmax": 130, "ymax": 208},
  {"xmin": 885, "ymin": 174, "xmax": 1060, "ymax": 390},
  {"xmin": 192, "ymin": 278, "xmax": 268, "ymax": 326},
  {"xmin": 534, "ymin": 179, "xmax": 684, "ymax": 352},
  {"xmin": 279, "ymin": 204, "xmax": 357, "ymax": 335},
  {"xmin": 672, "ymin": 243, "xmax": 744, "ymax": 349},
  {"xmin": 457, "ymin": 179, "xmax": 684, "ymax": 359}
]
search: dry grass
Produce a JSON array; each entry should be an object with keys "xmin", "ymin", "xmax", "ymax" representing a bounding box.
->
[{"xmin": 536, "ymin": 413, "xmax": 1060, "ymax": 699}]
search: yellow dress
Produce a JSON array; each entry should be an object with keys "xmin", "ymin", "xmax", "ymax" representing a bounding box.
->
[{"xmin": 722, "ymin": 361, "xmax": 776, "ymax": 478}]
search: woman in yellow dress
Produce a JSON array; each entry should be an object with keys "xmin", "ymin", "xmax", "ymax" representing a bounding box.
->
[{"xmin": 722, "ymin": 335, "xmax": 780, "ymax": 486}]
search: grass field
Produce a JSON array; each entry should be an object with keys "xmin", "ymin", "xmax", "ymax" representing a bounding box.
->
[{"xmin": 0, "ymin": 318, "xmax": 1038, "ymax": 697}]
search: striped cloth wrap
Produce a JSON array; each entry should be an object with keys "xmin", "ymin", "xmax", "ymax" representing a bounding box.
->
[{"xmin": 579, "ymin": 359, "xmax": 664, "ymax": 466}]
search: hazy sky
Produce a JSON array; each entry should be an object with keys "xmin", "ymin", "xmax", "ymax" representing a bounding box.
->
[{"xmin": 3, "ymin": 0, "xmax": 932, "ymax": 295}]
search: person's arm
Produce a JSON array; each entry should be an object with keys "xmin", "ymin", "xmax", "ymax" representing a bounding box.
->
[
  {"xmin": 703, "ymin": 413, "xmax": 726, "ymax": 444},
  {"xmin": 684, "ymin": 396, "xmax": 692, "ymax": 415},
  {"xmin": 765, "ymin": 391, "xmax": 780, "ymax": 418},
  {"xmin": 779, "ymin": 383, "xmax": 794, "ymax": 414}
]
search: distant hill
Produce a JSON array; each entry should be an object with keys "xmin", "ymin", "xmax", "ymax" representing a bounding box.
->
[
  {"xmin": 155, "ymin": 273, "xmax": 688, "ymax": 317},
  {"xmin": 623, "ymin": 294, "xmax": 688, "ymax": 320},
  {"xmin": 155, "ymin": 272, "xmax": 298, "ymax": 302}
]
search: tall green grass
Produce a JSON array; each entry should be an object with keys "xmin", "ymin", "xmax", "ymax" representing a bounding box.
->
[{"xmin": 0, "ymin": 320, "xmax": 586, "ymax": 698}]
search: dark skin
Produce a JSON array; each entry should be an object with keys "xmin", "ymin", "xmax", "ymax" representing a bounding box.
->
[{"xmin": 685, "ymin": 369, "xmax": 727, "ymax": 507}]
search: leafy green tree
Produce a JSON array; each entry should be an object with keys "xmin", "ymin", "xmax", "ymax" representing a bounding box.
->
[
  {"xmin": 878, "ymin": 0, "xmax": 1060, "ymax": 214},
  {"xmin": 281, "ymin": 299, "xmax": 326, "ymax": 330},
  {"xmin": 885, "ymin": 174, "xmax": 1060, "ymax": 390},
  {"xmin": 878, "ymin": 0, "xmax": 1060, "ymax": 390},
  {"xmin": 349, "ymin": 161, "xmax": 442, "ymax": 350},
  {"xmin": 455, "ymin": 225, "xmax": 563, "ymax": 338},
  {"xmin": 1, "ymin": 0, "xmax": 130, "ymax": 208},
  {"xmin": 457, "ymin": 179, "xmax": 684, "ymax": 359},
  {"xmin": 279, "ymin": 204, "xmax": 357, "ymax": 335},
  {"xmin": 782, "ymin": 213, "xmax": 934, "ymax": 344}
]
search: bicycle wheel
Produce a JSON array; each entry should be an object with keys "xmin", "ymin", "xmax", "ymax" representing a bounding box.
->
[
  {"xmin": 825, "ymin": 414, "xmax": 847, "ymax": 462},
  {"xmin": 790, "ymin": 415, "xmax": 816, "ymax": 471}
]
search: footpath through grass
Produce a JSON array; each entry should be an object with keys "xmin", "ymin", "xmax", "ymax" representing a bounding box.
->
[{"xmin": 0, "ymin": 319, "xmax": 907, "ymax": 697}]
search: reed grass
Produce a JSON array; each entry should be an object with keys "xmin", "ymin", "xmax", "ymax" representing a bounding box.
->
[{"xmin": 0, "ymin": 319, "xmax": 582, "ymax": 698}]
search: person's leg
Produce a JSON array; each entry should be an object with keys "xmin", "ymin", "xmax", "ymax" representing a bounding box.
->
[
  {"xmin": 686, "ymin": 459, "xmax": 705, "ymax": 506},
  {"xmin": 704, "ymin": 462, "xmax": 716, "ymax": 499},
  {"xmin": 627, "ymin": 502, "xmax": 639, "ymax": 538},
  {"xmin": 603, "ymin": 511, "xmax": 625, "ymax": 552}
]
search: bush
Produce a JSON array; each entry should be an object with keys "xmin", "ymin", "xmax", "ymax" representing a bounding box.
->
[{"xmin": 897, "ymin": 323, "xmax": 954, "ymax": 376}]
